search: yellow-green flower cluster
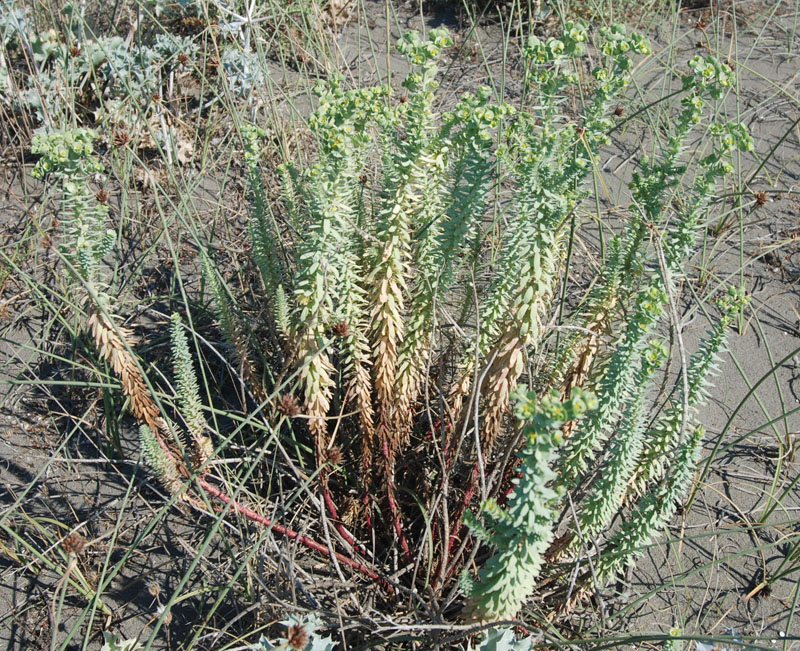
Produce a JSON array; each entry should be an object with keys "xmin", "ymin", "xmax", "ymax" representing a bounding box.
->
[
  {"xmin": 395, "ymin": 26, "xmax": 453, "ymax": 65},
  {"xmin": 444, "ymin": 85, "xmax": 514, "ymax": 149},
  {"xmin": 636, "ymin": 284, "xmax": 667, "ymax": 324},
  {"xmin": 599, "ymin": 24, "xmax": 651, "ymax": 59},
  {"xmin": 30, "ymin": 128, "xmax": 114, "ymax": 285},
  {"xmin": 241, "ymin": 124, "xmax": 269, "ymax": 167},
  {"xmin": 522, "ymin": 22, "xmax": 589, "ymax": 95},
  {"xmin": 515, "ymin": 388, "xmax": 597, "ymax": 439},
  {"xmin": 31, "ymin": 128, "xmax": 103, "ymax": 179},
  {"xmin": 678, "ymin": 91, "xmax": 708, "ymax": 124},
  {"xmin": 696, "ymin": 121, "xmax": 753, "ymax": 176},
  {"xmin": 504, "ymin": 115, "xmax": 546, "ymax": 166},
  {"xmin": 564, "ymin": 20, "xmax": 588, "ymax": 46},
  {"xmin": 714, "ymin": 121, "xmax": 754, "ymax": 153},
  {"xmin": 592, "ymin": 65, "xmax": 627, "ymax": 95},
  {"xmin": 717, "ymin": 284, "xmax": 749, "ymax": 314},
  {"xmin": 392, "ymin": 29, "xmax": 449, "ymax": 147},
  {"xmin": 584, "ymin": 116, "xmax": 614, "ymax": 148},
  {"xmin": 524, "ymin": 20, "xmax": 587, "ymax": 63},
  {"xmin": 684, "ymin": 55, "xmax": 733, "ymax": 99},
  {"xmin": 584, "ymin": 28, "xmax": 647, "ymax": 105},
  {"xmin": 664, "ymin": 627, "xmax": 684, "ymax": 651},
  {"xmin": 644, "ymin": 339, "xmax": 669, "ymax": 367},
  {"xmin": 309, "ymin": 79, "xmax": 392, "ymax": 157}
]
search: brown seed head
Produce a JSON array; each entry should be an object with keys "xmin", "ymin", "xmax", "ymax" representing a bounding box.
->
[
  {"xmin": 287, "ymin": 623, "xmax": 309, "ymax": 650},
  {"xmin": 69, "ymin": 46, "xmax": 81, "ymax": 57},
  {"xmin": 332, "ymin": 321, "xmax": 350, "ymax": 337},
  {"xmin": 205, "ymin": 56, "xmax": 220, "ymax": 75},
  {"xmin": 398, "ymin": 94, "xmax": 408, "ymax": 104},
  {"xmin": 175, "ymin": 15, "xmax": 206, "ymax": 35},
  {"xmin": 325, "ymin": 445, "xmax": 343, "ymax": 467},
  {"xmin": 614, "ymin": 105, "xmax": 624, "ymax": 117},
  {"xmin": 696, "ymin": 19, "xmax": 707, "ymax": 30},
  {"xmin": 96, "ymin": 189, "xmax": 109, "ymax": 204},
  {"xmin": 152, "ymin": 93, "xmax": 161, "ymax": 103},
  {"xmin": 160, "ymin": 606, "xmax": 173, "ymax": 626},
  {"xmin": 754, "ymin": 191, "xmax": 768, "ymax": 207},
  {"xmin": 113, "ymin": 130, "xmax": 131, "ymax": 148},
  {"xmin": 62, "ymin": 532, "xmax": 86, "ymax": 556},
  {"xmin": 177, "ymin": 53, "xmax": 190, "ymax": 66},
  {"xmin": 277, "ymin": 394, "xmax": 300, "ymax": 418},
  {"xmin": 147, "ymin": 581, "xmax": 161, "ymax": 597}
]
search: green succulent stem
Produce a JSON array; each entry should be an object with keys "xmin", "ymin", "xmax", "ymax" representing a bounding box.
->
[{"xmin": 466, "ymin": 388, "xmax": 597, "ymax": 622}]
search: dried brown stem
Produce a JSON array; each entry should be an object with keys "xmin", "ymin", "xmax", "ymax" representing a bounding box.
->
[
  {"xmin": 89, "ymin": 308, "xmax": 389, "ymax": 593},
  {"xmin": 196, "ymin": 478, "xmax": 391, "ymax": 592},
  {"xmin": 88, "ymin": 309, "xmax": 186, "ymax": 494}
]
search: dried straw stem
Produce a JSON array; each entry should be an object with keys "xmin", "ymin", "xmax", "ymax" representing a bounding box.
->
[
  {"xmin": 370, "ymin": 270, "xmax": 413, "ymax": 557},
  {"xmin": 372, "ymin": 272, "xmax": 401, "ymax": 447},
  {"xmin": 230, "ymin": 321, "xmax": 267, "ymax": 404},
  {"xmin": 351, "ymin": 360, "xmax": 376, "ymax": 506},
  {"xmin": 298, "ymin": 342, "xmax": 363, "ymax": 549},
  {"xmin": 89, "ymin": 310, "xmax": 161, "ymax": 434},
  {"xmin": 479, "ymin": 331, "xmax": 525, "ymax": 453},
  {"xmin": 298, "ymin": 336, "xmax": 334, "ymax": 447},
  {"xmin": 392, "ymin": 352, "xmax": 429, "ymax": 450},
  {"xmin": 88, "ymin": 309, "xmax": 185, "ymax": 494},
  {"xmin": 558, "ymin": 305, "xmax": 612, "ymax": 439}
]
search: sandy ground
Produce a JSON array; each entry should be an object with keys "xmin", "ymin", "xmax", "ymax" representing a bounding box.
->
[{"xmin": 1, "ymin": 0, "xmax": 799, "ymax": 648}]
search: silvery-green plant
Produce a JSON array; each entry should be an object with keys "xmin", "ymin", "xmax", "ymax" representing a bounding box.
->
[
  {"xmin": 31, "ymin": 128, "xmax": 210, "ymax": 495},
  {"xmin": 460, "ymin": 53, "xmax": 750, "ymax": 619},
  {"xmin": 31, "ymin": 129, "xmax": 113, "ymax": 293},
  {"xmin": 212, "ymin": 21, "xmax": 748, "ymax": 597},
  {"xmin": 467, "ymin": 627, "xmax": 535, "ymax": 650},
  {"xmin": 1, "ymin": 6, "xmax": 199, "ymax": 138},
  {"xmin": 220, "ymin": 48, "xmax": 268, "ymax": 99},
  {"xmin": 250, "ymin": 614, "xmax": 335, "ymax": 651},
  {"xmin": 100, "ymin": 632, "xmax": 142, "ymax": 651},
  {"xmin": 464, "ymin": 388, "xmax": 597, "ymax": 622},
  {"xmin": 0, "ymin": 0, "xmax": 28, "ymax": 95},
  {"xmin": 56, "ymin": 21, "xmax": 753, "ymax": 624}
]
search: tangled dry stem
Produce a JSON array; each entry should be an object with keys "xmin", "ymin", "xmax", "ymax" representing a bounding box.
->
[
  {"xmin": 371, "ymin": 263, "xmax": 412, "ymax": 557},
  {"xmin": 88, "ymin": 309, "xmax": 185, "ymax": 494},
  {"xmin": 89, "ymin": 307, "xmax": 387, "ymax": 588}
]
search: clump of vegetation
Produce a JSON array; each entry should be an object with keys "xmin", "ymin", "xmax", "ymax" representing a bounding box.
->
[
  {"xmin": 0, "ymin": 0, "xmax": 349, "ymax": 164},
  {"xmin": 13, "ymin": 0, "xmax": 792, "ymax": 646},
  {"xmin": 53, "ymin": 21, "xmax": 746, "ymax": 623}
]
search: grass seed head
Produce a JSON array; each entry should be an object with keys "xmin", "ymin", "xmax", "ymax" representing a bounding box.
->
[
  {"xmin": 277, "ymin": 394, "xmax": 300, "ymax": 418},
  {"xmin": 157, "ymin": 604, "xmax": 173, "ymax": 626},
  {"xmin": 325, "ymin": 445, "xmax": 343, "ymax": 467},
  {"xmin": 62, "ymin": 532, "xmax": 86, "ymax": 556},
  {"xmin": 287, "ymin": 623, "xmax": 309, "ymax": 650},
  {"xmin": 332, "ymin": 321, "xmax": 350, "ymax": 337},
  {"xmin": 113, "ymin": 130, "xmax": 131, "ymax": 148}
]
